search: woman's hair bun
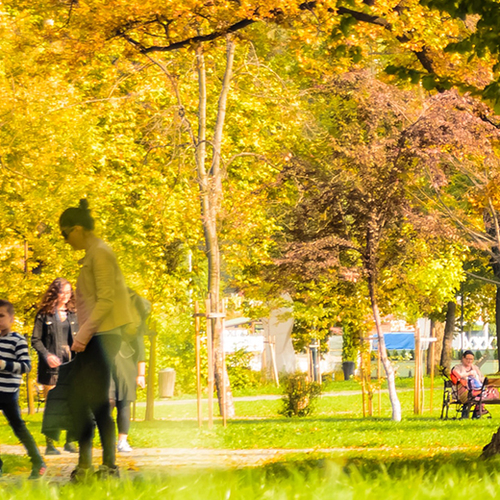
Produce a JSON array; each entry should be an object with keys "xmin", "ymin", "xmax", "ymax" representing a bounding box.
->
[
  {"xmin": 60, "ymin": 198, "xmax": 94, "ymax": 231},
  {"xmin": 79, "ymin": 199, "xmax": 90, "ymax": 211}
]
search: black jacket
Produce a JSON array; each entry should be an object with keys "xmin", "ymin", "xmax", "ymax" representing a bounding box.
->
[{"xmin": 31, "ymin": 311, "xmax": 78, "ymax": 385}]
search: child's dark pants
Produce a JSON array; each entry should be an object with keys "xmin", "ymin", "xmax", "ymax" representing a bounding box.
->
[{"xmin": 0, "ymin": 391, "xmax": 44, "ymax": 469}]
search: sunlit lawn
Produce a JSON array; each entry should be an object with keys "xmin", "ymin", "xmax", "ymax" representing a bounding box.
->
[
  {"xmin": 1, "ymin": 379, "xmax": 499, "ymax": 452},
  {"xmin": 3, "ymin": 454, "xmax": 500, "ymax": 499},
  {"xmin": 3, "ymin": 379, "xmax": 500, "ymax": 497}
]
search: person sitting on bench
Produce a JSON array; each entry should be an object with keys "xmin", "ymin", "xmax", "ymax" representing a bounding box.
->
[{"xmin": 452, "ymin": 350, "xmax": 498, "ymax": 418}]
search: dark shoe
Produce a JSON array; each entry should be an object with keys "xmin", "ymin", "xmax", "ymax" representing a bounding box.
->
[
  {"xmin": 94, "ymin": 464, "xmax": 119, "ymax": 480},
  {"xmin": 70, "ymin": 466, "xmax": 94, "ymax": 484},
  {"xmin": 45, "ymin": 442, "xmax": 61, "ymax": 455},
  {"xmin": 64, "ymin": 442, "xmax": 78, "ymax": 453},
  {"xmin": 29, "ymin": 463, "xmax": 47, "ymax": 480}
]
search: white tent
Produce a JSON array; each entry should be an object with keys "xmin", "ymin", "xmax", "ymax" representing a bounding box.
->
[{"xmin": 261, "ymin": 293, "xmax": 296, "ymax": 374}]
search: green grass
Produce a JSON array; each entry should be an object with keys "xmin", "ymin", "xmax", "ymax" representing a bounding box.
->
[
  {"xmin": 3, "ymin": 456, "xmax": 500, "ymax": 499},
  {"xmin": 1, "ymin": 384, "xmax": 498, "ymax": 452},
  {"xmin": 3, "ymin": 382, "xmax": 500, "ymax": 497}
]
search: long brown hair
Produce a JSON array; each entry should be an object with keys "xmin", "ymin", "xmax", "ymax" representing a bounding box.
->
[{"xmin": 38, "ymin": 278, "xmax": 76, "ymax": 315}]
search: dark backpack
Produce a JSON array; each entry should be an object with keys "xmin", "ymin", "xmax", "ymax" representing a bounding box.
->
[{"xmin": 122, "ymin": 289, "xmax": 152, "ymax": 342}]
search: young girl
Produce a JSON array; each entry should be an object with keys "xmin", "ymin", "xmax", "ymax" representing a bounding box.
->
[{"xmin": 32, "ymin": 277, "xmax": 78, "ymax": 454}]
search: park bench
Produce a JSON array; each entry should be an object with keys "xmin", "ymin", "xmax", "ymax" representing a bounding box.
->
[
  {"xmin": 476, "ymin": 376, "xmax": 500, "ymax": 417},
  {"xmin": 440, "ymin": 370, "xmax": 474, "ymax": 419},
  {"xmin": 441, "ymin": 371, "xmax": 500, "ymax": 419}
]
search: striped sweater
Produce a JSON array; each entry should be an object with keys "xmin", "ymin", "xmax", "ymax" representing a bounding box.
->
[{"xmin": 0, "ymin": 332, "xmax": 31, "ymax": 393}]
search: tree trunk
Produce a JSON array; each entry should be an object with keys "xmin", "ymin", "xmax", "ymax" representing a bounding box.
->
[
  {"xmin": 496, "ymin": 286, "xmax": 500, "ymax": 367},
  {"xmin": 484, "ymin": 209, "xmax": 500, "ymax": 366},
  {"xmin": 481, "ymin": 428, "xmax": 500, "ymax": 458},
  {"xmin": 427, "ymin": 320, "xmax": 444, "ymax": 375},
  {"xmin": 440, "ymin": 301, "xmax": 456, "ymax": 372},
  {"xmin": 368, "ymin": 273, "xmax": 401, "ymax": 421},
  {"xmin": 196, "ymin": 40, "xmax": 236, "ymax": 419}
]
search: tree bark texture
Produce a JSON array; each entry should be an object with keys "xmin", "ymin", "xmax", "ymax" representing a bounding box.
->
[
  {"xmin": 368, "ymin": 273, "xmax": 401, "ymax": 421},
  {"xmin": 440, "ymin": 301, "xmax": 456, "ymax": 372},
  {"xmin": 196, "ymin": 40, "xmax": 236, "ymax": 419},
  {"xmin": 496, "ymin": 286, "xmax": 500, "ymax": 368},
  {"xmin": 481, "ymin": 429, "xmax": 500, "ymax": 458},
  {"xmin": 427, "ymin": 320, "xmax": 444, "ymax": 375},
  {"xmin": 484, "ymin": 208, "xmax": 500, "ymax": 366}
]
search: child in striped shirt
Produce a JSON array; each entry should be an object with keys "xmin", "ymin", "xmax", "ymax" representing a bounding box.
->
[{"xmin": 0, "ymin": 300, "xmax": 45, "ymax": 479}]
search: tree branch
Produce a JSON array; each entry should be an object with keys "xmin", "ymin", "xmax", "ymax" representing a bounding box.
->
[
  {"xmin": 465, "ymin": 271, "xmax": 500, "ymax": 286},
  {"xmin": 0, "ymin": 157, "xmax": 36, "ymax": 181},
  {"xmin": 118, "ymin": 18, "xmax": 255, "ymax": 54},
  {"xmin": 116, "ymin": 1, "xmax": 440, "ymax": 87}
]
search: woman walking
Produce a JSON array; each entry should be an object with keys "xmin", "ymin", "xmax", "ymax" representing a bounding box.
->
[
  {"xmin": 59, "ymin": 199, "xmax": 135, "ymax": 482},
  {"xmin": 32, "ymin": 278, "xmax": 78, "ymax": 455}
]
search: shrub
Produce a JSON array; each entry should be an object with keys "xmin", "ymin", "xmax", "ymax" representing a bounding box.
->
[
  {"xmin": 475, "ymin": 350, "xmax": 482, "ymax": 360},
  {"xmin": 321, "ymin": 372, "xmax": 334, "ymax": 384},
  {"xmin": 341, "ymin": 322, "xmax": 360, "ymax": 362},
  {"xmin": 278, "ymin": 372, "xmax": 321, "ymax": 417},
  {"xmin": 226, "ymin": 348, "xmax": 259, "ymax": 390}
]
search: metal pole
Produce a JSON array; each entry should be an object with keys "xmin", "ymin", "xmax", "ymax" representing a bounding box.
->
[
  {"xmin": 221, "ymin": 299, "xmax": 227, "ymax": 427},
  {"xmin": 377, "ymin": 350, "xmax": 381, "ymax": 416},
  {"xmin": 461, "ymin": 285, "xmax": 465, "ymax": 352},
  {"xmin": 23, "ymin": 240, "xmax": 35, "ymax": 415},
  {"xmin": 270, "ymin": 336, "xmax": 279, "ymax": 386},
  {"xmin": 194, "ymin": 301, "xmax": 203, "ymax": 428},
  {"xmin": 366, "ymin": 348, "xmax": 373, "ymax": 417},
  {"xmin": 206, "ymin": 297, "xmax": 214, "ymax": 429},
  {"xmin": 430, "ymin": 338, "xmax": 435, "ymax": 415},
  {"xmin": 360, "ymin": 349, "xmax": 366, "ymax": 417},
  {"xmin": 145, "ymin": 330, "xmax": 157, "ymax": 421},
  {"xmin": 420, "ymin": 344, "xmax": 425, "ymax": 414},
  {"xmin": 261, "ymin": 340, "xmax": 268, "ymax": 381},
  {"xmin": 414, "ymin": 324, "xmax": 421, "ymax": 415},
  {"xmin": 306, "ymin": 346, "xmax": 312, "ymax": 382}
]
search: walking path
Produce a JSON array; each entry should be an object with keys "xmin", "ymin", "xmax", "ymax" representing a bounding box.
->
[
  {"xmin": 135, "ymin": 388, "xmax": 415, "ymax": 406},
  {"xmin": 2, "ymin": 387, "xmax": 433, "ymax": 483},
  {"xmin": 0, "ymin": 442, "xmax": 478, "ymax": 483}
]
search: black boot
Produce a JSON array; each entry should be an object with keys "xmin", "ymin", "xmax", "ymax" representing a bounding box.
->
[
  {"xmin": 64, "ymin": 442, "xmax": 78, "ymax": 453},
  {"xmin": 45, "ymin": 438, "xmax": 61, "ymax": 455}
]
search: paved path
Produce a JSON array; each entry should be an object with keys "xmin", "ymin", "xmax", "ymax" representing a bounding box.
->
[
  {"xmin": 136, "ymin": 388, "xmax": 415, "ymax": 406},
  {"xmin": 0, "ymin": 445, "xmax": 322, "ymax": 483},
  {"xmin": 2, "ymin": 387, "xmax": 432, "ymax": 483},
  {"xmin": 0, "ymin": 442, "xmax": 477, "ymax": 483}
]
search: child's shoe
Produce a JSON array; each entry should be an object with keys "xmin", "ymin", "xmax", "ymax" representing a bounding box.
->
[{"xmin": 29, "ymin": 463, "xmax": 47, "ymax": 480}]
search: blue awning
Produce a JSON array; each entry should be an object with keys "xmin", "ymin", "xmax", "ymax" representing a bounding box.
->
[{"xmin": 372, "ymin": 332, "xmax": 414, "ymax": 350}]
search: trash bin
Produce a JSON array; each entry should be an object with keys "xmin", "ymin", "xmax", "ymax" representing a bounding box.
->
[
  {"xmin": 342, "ymin": 361, "xmax": 355, "ymax": 381},
  {"xmin": 158, "ymin": 368, "xmax": 176, "ymax": 398}
]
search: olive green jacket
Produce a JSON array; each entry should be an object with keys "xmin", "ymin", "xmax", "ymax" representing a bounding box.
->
[{"xmin": 75, "ymin": 237, "xmax": 134, "ymax": 346}]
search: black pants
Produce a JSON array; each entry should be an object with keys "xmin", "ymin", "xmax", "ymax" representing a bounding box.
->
[
  {"xmin": 68, "ymin": 334, "xmax": 121, "ymax": 469},
  {"xmin": 115, "ymin": 400, "xmax": 131, "ymax": 435},
  {"xmin": 0, "ymin": 391, "xmax": 44, "ymax": 469}
]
